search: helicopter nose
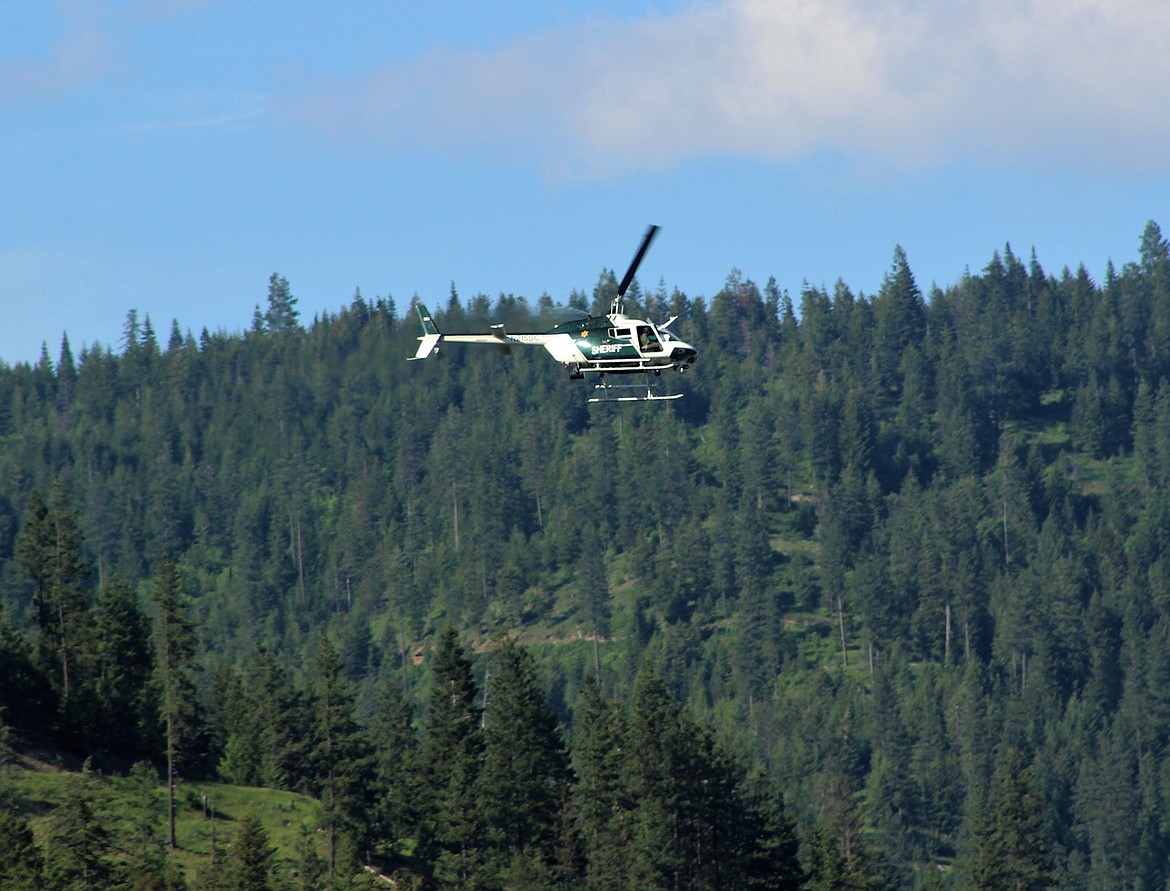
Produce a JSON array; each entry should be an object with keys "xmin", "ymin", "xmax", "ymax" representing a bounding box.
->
[{"xmin": 671, "ymin": 347, "xmax": 697, "ymax": 367}]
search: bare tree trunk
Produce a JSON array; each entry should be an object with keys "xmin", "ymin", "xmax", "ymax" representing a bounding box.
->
[
  {"xmin": 167, "ymin": 711, "xmax": 177, "ymax": 849},
  {"xmin": 836, "ymin": 595, "xmax": 848, "ymax": 668},
  {"xmin": 452, "ymin": 484, "xmax": 460, "ymax": 551},
  {"xmin": 945, "ymin": 600, "xmax": 952, "ymax": 662},
  {"xmin": 56, "ymin": 599, "xmax": 71, "ymax": 701}
]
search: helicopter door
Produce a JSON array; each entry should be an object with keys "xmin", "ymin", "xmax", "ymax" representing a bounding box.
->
[{"xmin": 636, "ymin": 325, "xmax": 663, "ymax": 353}]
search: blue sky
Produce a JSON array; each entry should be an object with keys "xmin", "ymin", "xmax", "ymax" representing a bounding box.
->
[{"xmin": 3, "ymin": 0, "xmax": 1169, "ymax": 366}]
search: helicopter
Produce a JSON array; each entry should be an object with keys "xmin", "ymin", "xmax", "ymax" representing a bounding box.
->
[{"xmin": 409, "ymin": 225, "xmax": 696, "ymax": 401}]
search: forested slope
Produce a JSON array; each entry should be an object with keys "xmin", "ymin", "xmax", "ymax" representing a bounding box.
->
[{"xmin": 3, "ymin": 222, "xmax": 1170, "ymax": 888}]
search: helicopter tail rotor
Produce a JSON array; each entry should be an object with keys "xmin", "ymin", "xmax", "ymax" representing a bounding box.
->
[{"xmin": 410, "ymin": 304, "xmax": 442, "ymax": 360}]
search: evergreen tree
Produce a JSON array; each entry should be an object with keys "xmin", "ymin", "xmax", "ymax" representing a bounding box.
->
[
  {"xmin": 93, "ymin": 576, "xmax": 158, "ymax": 760},
  {"xmin": 572, "ymin": 679, "xmax": 631, "ymax": 889},
  {"xmin": 43, "ymin": 762, "xmax": 114, "ymax": 891},
  {"xmin": 739, "ymin": 770, "xmax": 805, "ymax": 891},
  {"xmin": 225, "ymin": 813, "xmax": 275, "ymax": 891},
  {"xmin": 804, "ymin": 772, "xmax": 898, "ymax": 891},
  {"xmin": 248, "ymin": 647, "xmax": 308, "ymax": 792},
  {"xmin": 478, "ymin": 637, "xmax": 577, "ymax": 885},
  {"xmin": 624, "ymin": 669, "xmax": 758, "ymax": 890},
  {"xmin": 803, "ymin": 819, "xmax": 855, "ymax": 891},
  {"xmin": 121, "ymin": 759, "xmax": 185, "ymax": 891},
  {"xmin": 0, "ymin": 811, "xmax": 43, "ymax": 891},
  {"xmin": 310, "ymin": 636, "xmax": 375, "ymax": 875},
  {"xmin": 294, "ymin": 821, "xmax": 327, "ymax": 891},
  {"xmin": 965, "ymin": 747, "xmax": 1052, "ymax": 890},
  {"xmin": 15, "ymin": 482, "xmax": 92, "ymax": 718},
  {"xmin": 0, "ymin": 607, "xmax": 53, "ymax": 733},
  {"xmin": 417, "ymin": 626, "xmax": 484, "ymax": 888},
  {"xmin": 215, "ymin": 666, "xmax": 264, "ymax": 786},
  {"xmin": 369, "ymin": 679, "xmax": 418, "ymax": 864},
  {"xmin": 150, "ymin": 552, "xmax": 198, "ymax": 849},
  {"xmin": 872, "ymin": 245, "xmax": 926, "ymax": 399},
  {"xmin": 264, "ymin": 273, "xmax": 300, "ymax": 335}
]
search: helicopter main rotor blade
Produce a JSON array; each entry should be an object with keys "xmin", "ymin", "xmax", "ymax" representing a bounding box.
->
[{"xmin": 616, "ymin": 224, "xmax": 660, "ymax": 298}]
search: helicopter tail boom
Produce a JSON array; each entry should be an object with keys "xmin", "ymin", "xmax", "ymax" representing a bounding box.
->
[{"xmin": 410, "ymin": 303, "xmax": 571, "ymax": 360}]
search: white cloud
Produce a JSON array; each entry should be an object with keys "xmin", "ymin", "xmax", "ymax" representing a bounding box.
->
[
  {"xmin": 0, "ymin": 20, "xmax": 109, "ymax": 100},
  {"xmin": 266, "ymin": 0, "xmax": 1170, "ymax": 178},
  {"xmin": 120, "ymin": 97, "xmax": 266, "ymax": 133}
]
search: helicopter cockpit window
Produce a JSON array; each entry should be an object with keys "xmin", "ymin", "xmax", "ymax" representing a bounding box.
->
[{"xmin": 637, "ymin": 326, "xmax": 663, "ymax": 352}]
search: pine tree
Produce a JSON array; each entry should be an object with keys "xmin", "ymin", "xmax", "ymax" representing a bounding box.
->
[
  {"xmin": 15, "ymin": 482, "xmax": 92, "ymax": 715},
  {"xmin": 93, "ymin": 576, "xmax": 158, "ymax": 759},
  {"xmin": 623, "ymin": 668, "xmax": 758, "ymax": 890},
  {"xmin": 248, "ymin": 647, "xmax": 307, "ymax": 791},
  {"xmin": 369, "ymin": 679, "xmax": 418, "ymax": 863},
  {"xmin": 43, "ymin": 761, "xmax": 114, "ymax": 891},
  {"xmin": 0, "ymin": 607, "xmax": 53, "ymax": 734},
  {"xmin": 151, "ymin": 552, "xmax": 198, "ymax": 849},
  {"xmin": 121, "ymin": 760, "xmax": 172, "ymax": 890},
  {"xmin": 803, "ymin": 820, "xmax": 857, "ymax": 891},
  {"xmin": 264, "ymin": 273, "xmax": 300, "ymax": 335},
  {"xmin": 478, "ymin": 637, "xmax": 577, "ymax": 885},
  {"xmin": 965, "ymin": 747, "xmax": 1053, "ymax": 890},
  {"xmin": 622, "ymin": 670, "xmax": 686, "ymax": 889},
  {"xmin": 804, "ymin": 772, "xmax": 899, "ymax": 891},
  {"xmin": 739, "ymin": 771, "xmax": 805, "ymax": 891},
  {"xmin": 311, "ymin": 636, "xmax": 375, "ymax": 876},
  {"xmin": 225, "ymin": 813, "xmax": 275, "ymax": 891},
  {"xmin": 0, "ymin": 811, "xmax": 44, "ymax": 891},
  {"xmin": 215, "ymin": 666, "xmax": 264, "ymax": 786},
  {"xmin": 417, "ymin": 626, "xmax": 484, "ymax": 888},
  {"xmin": 294, "ymin": 821, "xmax": 327, "ymax": 891},
  {"xmin": 572, "ymin": 679, "xmax": 630, "ymax": 889}
]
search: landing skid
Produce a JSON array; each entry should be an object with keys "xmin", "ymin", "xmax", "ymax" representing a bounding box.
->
[{"xmin": 587, "ymin": 377, "xmax": 683, "ymax": 403}]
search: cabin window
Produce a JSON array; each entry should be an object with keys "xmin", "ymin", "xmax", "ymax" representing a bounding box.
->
[
  {"xmin": 609, "ymin": 327, "xmax": 631, "ymax": 339},
  {"xmin": 637, "ymin": 326, "xmax": 663, "ymax": 352}
]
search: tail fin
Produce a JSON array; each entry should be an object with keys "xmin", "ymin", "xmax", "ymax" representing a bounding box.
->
[{"xmin": 410, "ymin": 304, "xmax": 441, "ymax": 360}]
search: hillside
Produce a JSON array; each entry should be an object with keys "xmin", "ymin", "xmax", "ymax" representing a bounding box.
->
[
  {"xmin": 2, "ymin": 749, "xmax": 328, "ymax": 889},
  {"xmin": 2, "ymin": 222, "xmax": 1170, "ymax": 889}
]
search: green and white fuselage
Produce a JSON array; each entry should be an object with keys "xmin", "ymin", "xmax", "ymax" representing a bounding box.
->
[
  {"xmin": 409, "ymin": 304, "xmax": 697, "ymax": 378},
  {"xmin": 408, "ymin": 225, "xmax": 696, "ymax": 400}
]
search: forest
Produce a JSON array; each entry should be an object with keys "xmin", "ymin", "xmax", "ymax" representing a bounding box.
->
[{"xmin": 2, "ymin": 220, "xmax": 1170, "ymax": 889}]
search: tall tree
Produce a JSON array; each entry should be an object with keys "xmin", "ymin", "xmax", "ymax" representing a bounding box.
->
[
  {"xmin": 417, "ymin": 626, "xmax": 484, "ymax": 888},
  {"xmin": 150, "ymin": 552, "xmax": 198, "ymax": 849},
  {"xmin": 804, "ymin": 771, "xmax": 899, "ymax": 891},
  {"xmin": 248, "ymin": 647, "xmax": 308, "ymax": 791},
  {"xmin": 369, "ymin": 678, "xmax": 419, "ymax": 865},
  {"xmin": 214, "ymin": 665, "xmax": 264, "ymax": 787},
  {"xmin": 572, "ymin": 679, "xmax": 631, "ymax": 890},
  {"xmin": 478, "ymin": 637, "xmax": 577, "ymax": 885},
  {"xmin": 0, "ymin": 606, "xmax": 53, "ymax": 733},
  {"xmin": 872, "ymin": 245, "xmax": 926, "ymax": 400},
  {"xmin": 310, "ymin": 636, "xmax": 374, "ymax": 876},
  {"xmin": 965, "ymin": 747, "xmax": 1053, "ymax": 890},
  {"xmin": 264, "ymin": 273, "xmax": 300, "ymax": 335},
  {"xmin": 15, "ymin": 482, "xmax": 91, "ymax": 713},
  {"xmin": 739, "ymin": 771, "xmax": 805, "ymax": 891},
  {"xmin": 93, "ymin": 576, "xmax": 158, "ymax": 759}
]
